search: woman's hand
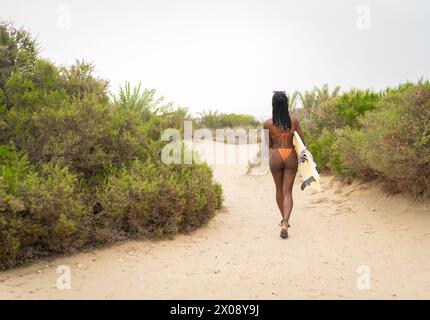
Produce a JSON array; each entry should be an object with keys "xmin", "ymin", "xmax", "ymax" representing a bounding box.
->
[{"xmin": 298, "ymin": 150, "xmax": 308, "ymax": 163}]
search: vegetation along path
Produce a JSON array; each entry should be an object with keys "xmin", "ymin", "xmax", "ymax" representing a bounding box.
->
[{"xmin": 0, "ymin": 141, "xmax": 429, "ymax": 299}]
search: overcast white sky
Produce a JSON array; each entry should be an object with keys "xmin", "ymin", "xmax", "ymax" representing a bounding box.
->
[{"xmin": 2, "ymin": 0, "xmax": 429, "ymax": 117}]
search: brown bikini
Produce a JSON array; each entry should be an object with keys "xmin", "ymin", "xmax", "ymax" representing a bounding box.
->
[{"xmin": 268, "ymin": 120, "xmax": 295, "ymax": 165}]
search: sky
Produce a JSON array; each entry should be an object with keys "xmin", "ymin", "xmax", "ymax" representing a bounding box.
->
[{"xmin": 1, "ymin": 0, "xmax": 430, "ymax": 117}]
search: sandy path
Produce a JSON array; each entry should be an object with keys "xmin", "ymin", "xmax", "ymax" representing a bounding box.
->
[{"xmin": 1, "ymin": 141, "xmax": 430, "ymax": 299}]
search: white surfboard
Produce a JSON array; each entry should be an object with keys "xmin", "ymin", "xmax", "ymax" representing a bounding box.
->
[{"xmin": 292, "ymin": 131, "xmax": 321, "ymax": 192}]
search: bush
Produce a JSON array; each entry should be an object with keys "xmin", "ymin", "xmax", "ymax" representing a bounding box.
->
[
  {"xmin": 95, "ymin": 160, "xmax": 224, "ymax": 241},
  {"xmin": 299, "ymin": 82, "xmax": 429, "ymax": 198},
  {"xmin": 197, "ymin": 111, "xmax": 260, "ymax": 129},
  {"xmin": 213, "ymin": 181, "xmax": 224, "ymax": 210},
  {"xmin": 0, "ymin": 150, "xmax": 90, "ymax": 269},
  {"xmin": 330, "ymin": 90, "xmax": 381, "ymax": 129},
  {"xmin": 306, "ymin": 128, "xmax": 336, "ymax": 172},
  {"xmin": 0, "ymin": 59, "xmax": 110, "ymax": 145},
  {"xmin": 332, "ymin": 127, "xmax": 376, "ymax": 179},
  {"xmin": 0, "ymin": 21, "xmax": 38, "ymax": 101},
  {"xmin": 177, "ymin": 162, "xmax": 221, "ymax": 232},
  {"xmin": 359, "ymin": 81, "xmax": 430, "ymax": 196},
  {"xmin": 0, "ymin": 22, "xmax": 224, "ymax": 269},
  {"xmin": 111, "ymin": 81, "xmax": 172, "ymax": 121},
  {"xmin": 5, "ymin": 95, "xmax": 151, "ymax": 178},
  {"xmin": 94, "ymin": 160, "xmax": 185, "ymax": 241}
]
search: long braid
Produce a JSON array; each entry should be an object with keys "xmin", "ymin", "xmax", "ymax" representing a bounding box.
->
[{"xmin": 272, "ymin": 91, "xmax": 291, "ymax": 130}]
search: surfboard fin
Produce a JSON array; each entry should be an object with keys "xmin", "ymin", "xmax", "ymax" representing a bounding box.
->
[{"xmin": 301, "ymin": 176, "xmax": 316, "ymax": 191}]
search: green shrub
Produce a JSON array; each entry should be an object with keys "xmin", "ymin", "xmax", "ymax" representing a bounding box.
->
[
  {"xmin": 0, "ymin": 155, "xmax": 90, "ymax": 269},
  {"xmin": 306, "ymin": 128, "xmax": 335, "ymax": 171},
  {"xmin": 332, "ymin": 127, "xmax": 376, "ymax": 179},
  {"xmin": 213, "ymin": 180, "xmax": 224, "ymax": 210},
  {"xmin": 5, "ymin": 96, "xmax": 150, "ymax": 177},
  {"xmin": 331, "ymin": 89, "xmax": 381, "ymax": 129},
  {"xmin": 94, "ymin": 160, "xmax": 185, "ymax": 241},
  {"xmin": 0, "ymin": 22, "xmax": 224, "ymax": 269},
  {"xmin": 197, "ymin": 111, "xmax": 260, "ymax": 129},
  {"xmin": 58, "ymin": 60, "xmax": 109, "ymax": 104},
  {"xmin": 177, "ymin": 162, "xmax": 220, "ymax": 232},
  {"xmin": 306, "ymin": 81, "xmax": 430, "ymax": 196},
  {"xmin": 95, "ymin": 159, "xmax": 224, "ymax": 240},
  {"xmin": 298, "ymin": 87, "xmax": 381, "ymax": 157},
  {"xmin": 2, "ymin": 60, "xmax": 108, "ymax": 114},
  {"xmin": 359, "ymin": 81, "xmax": 430, "ymax": 196},
  {"xmin": 112, "ymin": 81, "xmax": 172, "ymax": 122},
  {"xmin": 0, "ymin": 145, "xmax": 29, "ymax": 193},
  {"xmin": 0, "ymin": 22, "xmax": 38, "ymax": 100},
  {"xmin": 299, "ymin": 82, "xmax": 429, "ymax": 198},
  {"xmin": 0, "ymin": 59, "xmax": 110, "ymax": 145}
]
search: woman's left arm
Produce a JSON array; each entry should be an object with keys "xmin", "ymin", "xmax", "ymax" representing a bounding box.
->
[{"xmin": 294, "ymin": 117, "xmax": 306, "ymax": 147}]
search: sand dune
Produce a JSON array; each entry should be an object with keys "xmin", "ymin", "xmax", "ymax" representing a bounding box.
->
[{"xmin": 1, "ymin": 141, "xmax": 429, "ymax": 299}]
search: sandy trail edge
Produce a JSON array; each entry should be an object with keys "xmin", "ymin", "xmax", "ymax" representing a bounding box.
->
[{"xmin": 0, "ymin": 141, "xmax": 429, "ymax": 299}]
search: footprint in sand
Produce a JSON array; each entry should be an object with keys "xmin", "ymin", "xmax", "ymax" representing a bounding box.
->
[
  {"xmin": 330, "ymin": 198, "xmax": 348, "ymax": 205},
  {"xmin": 334, "ymin": 188, "xmax": 344, "ymax": 195},
  {"xmin": 310, "ymin": 197, "xmax": 328, "ymax": 204},
  {"xmin": 342, "ymin": 190, "xmax": 355, "ymax": 197},
  {"xmin": 331, "ymin": 206, "xmax": 352, "ymax": 215}
]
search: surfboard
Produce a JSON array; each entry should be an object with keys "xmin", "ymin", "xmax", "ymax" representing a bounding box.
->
[{"xmin": 292, "ymin": 131, "xmax": 321, "ymax": 192}]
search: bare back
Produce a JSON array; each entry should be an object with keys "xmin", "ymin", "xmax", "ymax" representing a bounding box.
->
[
  {"xmin": 266, "ymin": 119, "xmax": 295, "ymax": 149},
  {"xmin": 264, "ymin": 116, "xmax": 306, "ymax": 149}
]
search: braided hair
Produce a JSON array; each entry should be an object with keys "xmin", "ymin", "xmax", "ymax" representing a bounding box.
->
[{"xmin": 272, "ymin": 91, "xmax": 291, "ymax": 130}]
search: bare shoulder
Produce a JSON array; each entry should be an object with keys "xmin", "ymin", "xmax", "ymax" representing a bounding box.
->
[
  {"xmin": 263, "ymin": 118, "xmax": 272, "ymax": 129},
  {"xmin": 291, "ymin": 115, "xmax": 300, "ymax": 126}
]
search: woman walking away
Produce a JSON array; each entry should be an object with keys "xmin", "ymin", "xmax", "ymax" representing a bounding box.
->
[{"xmin": 263, "ymin": 91, "xmax": 306, "ymax": 239}]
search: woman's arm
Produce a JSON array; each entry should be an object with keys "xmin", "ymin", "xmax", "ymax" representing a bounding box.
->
[{"xmin": 293, "ymin": 117, "xmax": 306, "ymax": 147}]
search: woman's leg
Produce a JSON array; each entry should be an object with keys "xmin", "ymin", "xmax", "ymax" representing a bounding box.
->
[
  {"xmin": 275, "ymin": 175, "xmax": 284, "ymax": 218},
  {"xmin": 269, "ymin": 150, "xmax": 284, "ymax": 218},
  {"xmin": 282, "ymin": 168, "xmax": 297, "ymax": 225},
  {"xmin": 282, "ymin": 151, "xmax": 298, "ymax": 227}
]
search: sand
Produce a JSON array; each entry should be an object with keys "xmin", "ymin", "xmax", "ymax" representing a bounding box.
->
[{"xmin": 0, "ymin": 141, "xmax": 429, "ymax": 299}]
